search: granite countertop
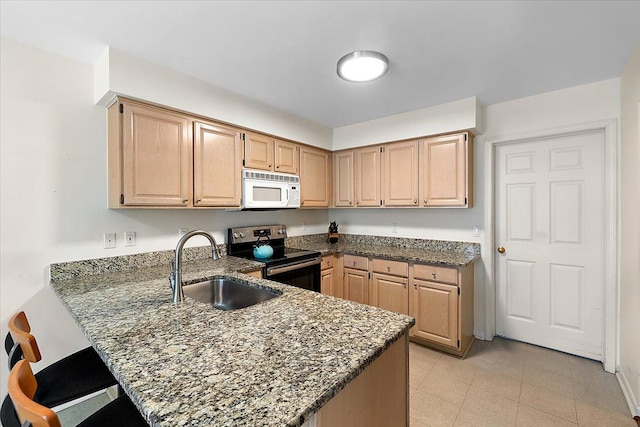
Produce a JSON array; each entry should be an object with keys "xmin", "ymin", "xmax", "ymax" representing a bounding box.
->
[
  {"xmin": 50, "ymin": 255, "xmax": 414, "ymax": 427},
  {"xmin": 287, "ymin": 234, "xmax": 480, "ymax": 267}
]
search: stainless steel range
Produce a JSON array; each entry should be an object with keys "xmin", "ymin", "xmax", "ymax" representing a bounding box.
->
[{"xmin": 227, "ymin": 225, "xmax": 321, "ymax": 292}]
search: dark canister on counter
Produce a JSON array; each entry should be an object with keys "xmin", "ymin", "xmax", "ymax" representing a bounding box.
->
[{"xmin": 328, "ymin": 222, "xmax": 339, "ymax": 243}]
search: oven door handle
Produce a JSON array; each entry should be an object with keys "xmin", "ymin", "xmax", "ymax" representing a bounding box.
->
[{"xmin": 266, "ymin": 257, "xmax": 321, "ymax": 276}]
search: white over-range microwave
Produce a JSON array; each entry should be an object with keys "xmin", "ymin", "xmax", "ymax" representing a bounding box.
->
[{"xmin": 242, "ymin": 169, "xmax": 301, "ymax": 210}]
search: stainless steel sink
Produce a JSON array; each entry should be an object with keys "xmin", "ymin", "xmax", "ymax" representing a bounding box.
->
[{"xmin": 183, "ymin": 278, "xmax": 281, "ymax": 310}]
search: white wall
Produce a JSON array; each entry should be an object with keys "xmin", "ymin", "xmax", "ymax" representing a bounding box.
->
[
  {"xmin": 95, "ymin": 47, "xmax": 333, "ymax": 150},
  {"xmin": 619, "ymin": 45, "xmax": 640, "ymax": 416},
  {"xmin": 332, "ymin": 96, "xmax": 482, "ymax": 150},
  {"xmin": 0, "ymin": 38, "xmax": 331, "ymax": 395}
]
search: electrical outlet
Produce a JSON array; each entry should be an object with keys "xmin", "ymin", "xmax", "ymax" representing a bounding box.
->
[
  {"xmin": 472, "ymin": 225, "xmax": 480, "ymax": 237},
  {"xmin": 179, "ymin": 228, "xmax": 188, "ymax": 237},
  {"xmin": 124, "ymin": 231, "xmax": 136, "ymax": 247},
  {"xmin": 103, "ymin": 233, "xmax": 116, "ymax": 249},
  {"xmin": 392, "ymin": 223, "xmax": 398, "ymax": 233}
]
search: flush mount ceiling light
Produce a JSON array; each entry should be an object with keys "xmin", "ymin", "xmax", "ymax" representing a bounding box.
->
[{"xmin": 337, "ymin": 50, "xmax": 389, "ymax": 83}]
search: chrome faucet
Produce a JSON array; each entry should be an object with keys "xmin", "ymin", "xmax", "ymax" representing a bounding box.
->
[{"xmin": 169, "ymin": 230, "xmax": 221, "ymax": 303}]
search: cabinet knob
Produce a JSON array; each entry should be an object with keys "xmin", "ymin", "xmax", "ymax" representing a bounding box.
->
[
  {"xmin": 414, "ymin": 199, "xmax": 417, "ymax": 204},
  {"xmin": 403, "ymin": 283, "xmax": 407, "ymax": 289},
  {"xmin": 432, "ymin": 272, "xmax": 437, "ymax": 278},
  {"xmin": 414, "ymin": 283, "xmax": 417, "ymax": 289},
  {"xmin": 353, "ymin": 261, "xmax": 357, "ymax": 266},
  {"xmin": 387, "ymin": 266, "xmax": 391, "ymax": 272},
  {"xmin": 269, "ymin": 164, "xmax": 272, "ymax": 168},
  {"xmin": 497, "ymin": 246, "xmax": 506, "ymax": 254},
  {"xmin": 423, "ymin": 199, "xmax": 427, "ymax": 204},
  {"xmin": 196, "ymin": 199, "xmax": 202, "ymax": 203},
  {"xmin": 182, "ymin": 198, "xmax": 189, "ymax": 203},
  {"xmin": 276, "ymin": 165, "xmax": 279, "ymax": 169}
]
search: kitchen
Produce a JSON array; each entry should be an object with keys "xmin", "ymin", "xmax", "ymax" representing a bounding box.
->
[{"xmin": 1, "ymin": 1, "xmax": 640, "ymax": 426}]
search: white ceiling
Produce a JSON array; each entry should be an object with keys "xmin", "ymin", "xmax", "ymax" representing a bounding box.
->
[{"xmin": 1, "ymin": 0, "xmax": 639, "ymax": 128}]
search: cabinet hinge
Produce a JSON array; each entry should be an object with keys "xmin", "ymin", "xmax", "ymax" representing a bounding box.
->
[
  {"xmin": 457, "ymin": 339, "xmax": 460, "ymax": 347},
  {"xmin": 241, "ymin": 133, "xmax": 246, "ymax": 142},
  {"xmin": 242, "ymin": 159, "xmax": 245, "ymax": 166},
  {"xmin": 458, "ymin": 287, "xmax": 460, "ymax": 295},
  {"xmin": 464, "ymin": 133, "xmax": 467, "ymax": 142},
  {"xmin": 380, "ymin": 146, "xmax": 384, "ymax": 153},
  {"xmin": 380, "ymin": 200, "xmax": 383, "ymax": 206},
  {"xmin": 464, "ymin": 197, "xmax": 467, "ymax": 205},
  {"xmin": 119, "ymin": 103, "xmax": 123, "ymax": 114},
  {"xmin": 120, "ymin": 194, "xmax": 124, "ymax": 204}
]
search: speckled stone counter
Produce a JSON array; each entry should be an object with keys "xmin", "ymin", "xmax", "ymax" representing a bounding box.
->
[
  {"xmin": 50, "ymin": 255, "xmax": 414, "ymax": 427},
  {"xmin": 286, "ymin": 234, "xmax": 480, "ymax": 267}
]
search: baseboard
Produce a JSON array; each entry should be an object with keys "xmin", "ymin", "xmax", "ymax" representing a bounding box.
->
[
  {"xmin": 616, "ymin": 370, "xmax": 640, "ymax": 418},
  {"xmin": 473, "ymin": 329, "xmax": 486, "ymax": 341}
]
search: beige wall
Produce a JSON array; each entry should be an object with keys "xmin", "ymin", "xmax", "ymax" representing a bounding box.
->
[{"xmin": 619, "ymin": 44, "xmax": 640, "ymax": 416}]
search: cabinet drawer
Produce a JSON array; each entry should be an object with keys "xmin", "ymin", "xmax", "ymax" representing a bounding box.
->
[
  {"xmin": 413, "ymin": 264, "xmax": 458, "ymax": 285},
  {"xmin": 372, "ymin": 258, "xmax": 408, "ymax": 277},
  {"xmin": 321, "ymin": 255, "xmax": 334, "ymax": 270},
  {"xmin": 343, "ymin": 254, "xmax": 369, "ymax": 270}
]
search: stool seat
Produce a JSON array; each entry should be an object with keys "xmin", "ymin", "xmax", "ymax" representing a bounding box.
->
[
  {"xmin": 7, "ymin": 359, "xmax": 148, "ymax": 427},
  {"xmin": 1, "ymin": 312, "xmax": 119, "ymax": 427}
]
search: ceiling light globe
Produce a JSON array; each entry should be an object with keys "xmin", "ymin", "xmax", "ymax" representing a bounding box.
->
[{"xmin": 337, "ymin": 51, "xmax": 389, "ymax": 83}]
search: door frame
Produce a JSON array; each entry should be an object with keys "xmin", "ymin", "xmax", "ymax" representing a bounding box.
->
[{"xmin": 483, "ymin": 119, "xmax": 617, "ymax": 373}]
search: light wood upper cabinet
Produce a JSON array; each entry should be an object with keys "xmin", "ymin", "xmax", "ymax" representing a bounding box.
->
[
  {"xmin": 193, "ymin": 121, "xmax": 242, "ymax": 207},
  {"xmin": 300, "ymin": 146, "xmax": 332, "ymax": 207},
  {"xmin": 355, "ymin": 146, "xmax": 382, "ymax": 207},
  {"xmin": 275, "ymin": 140, "xmax": 299, "ymax": 174},
  {"xmin": 382, "ymin": 140, "xmax": 419, "ymax": 207},
  {"xmin": 111, "ymin": 100, "xmax": 192, "ymax": 207},
  {"xmin": 243, "ymin": 131, "xmax": 274, "ymax": 171},
  {"xmin": 333, "ymin": 150, "xmax": 355, "ymax": 207},
  {"xmin": 419, "ymin": 132, "xmax": 473, "ymax": 207}
]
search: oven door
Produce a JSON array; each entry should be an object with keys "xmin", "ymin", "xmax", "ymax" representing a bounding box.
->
[{"xmin": 265, "ymin": 258, "xmax": 321, "ymax": 292}]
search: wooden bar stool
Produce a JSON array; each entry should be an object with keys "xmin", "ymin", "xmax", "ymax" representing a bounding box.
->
[
  {"xmin": 1, "ymin": 311, "xmax": 118, "ymax": 427},
  {"xmin": 8, "ymin": 359, "xmax": 148, "ymax": 427}
]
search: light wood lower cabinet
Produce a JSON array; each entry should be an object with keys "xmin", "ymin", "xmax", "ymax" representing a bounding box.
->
[
  {"xmin": 320, "ymin": 254, "xmax": 342, "ymax": 298},
  {"xmin": 409, "ymin": 263, "xmax": 474, "ymax": 357},
  {"xmin": 315, "ymin": 333, "xmax": 408, "ymax": 427},
  {"xmin": 370, "ymin": 258, "xmax": 409, "ymax": 315}
]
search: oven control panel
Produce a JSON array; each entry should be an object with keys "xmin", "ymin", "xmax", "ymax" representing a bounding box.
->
[{"xmin": 228, "ymin": 225, "xmax": 287, "ymax": 244}]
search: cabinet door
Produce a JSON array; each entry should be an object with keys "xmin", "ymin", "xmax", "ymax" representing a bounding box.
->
[
  {"xmin": 121, "ymin": 102, "xmax": 191, "ymax": 206},
  {"xmin": 334, "ymin": 150, "xmax": 355, "ymax": 207},
  {"xmin": 300, "ymin": 146, "xmax": 331, "ymax": 207},
  {"xmin": 244, "ymin": 132, "xmax": 274, "ymax": 171},
  {"xmin": 321, "ymin": 268, "xmax": 335, "ymax": 296},
  {"xmin": 371, "ymin": 273, "xmax": 409, "ymax": 315},
  {"xmin": 419, "ymin": 133, "xmax": 471, "ymax": 207},
  {"xmin": 383, "ymin": 140, "xmax": 419, "ymax": 207},
  {"xmin": 412, "ymin": 279, "xmax": 459, "ymax": 348},
  {"xmin": 355, "ymin": 146, "xmax": 382, "ymax": 207},
  {"xmin": 275, "ymin": 140, "xmax": 299, "ymax": 174},
  {"xmin": 193, "ymin": 121, "xmax": 242, "ymax": 207},
  {"xmin": 343, "ymin": 268, "xmax": 368, "ymax": 305}
]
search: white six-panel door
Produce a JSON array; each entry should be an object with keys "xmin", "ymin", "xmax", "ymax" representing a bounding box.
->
[{"xmin": 495, "ymin": 130, "xmax": 604, "ymax": 360}]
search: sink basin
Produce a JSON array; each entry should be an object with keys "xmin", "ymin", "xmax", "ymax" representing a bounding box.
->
[{"xmin": 183, "ymin": 278, "xmax": 281, "ymax": 310}]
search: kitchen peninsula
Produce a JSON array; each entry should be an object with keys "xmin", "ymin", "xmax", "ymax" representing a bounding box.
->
[{"xmin": 50, "ymin": 251, "xmax": 414, "ymax": 426}]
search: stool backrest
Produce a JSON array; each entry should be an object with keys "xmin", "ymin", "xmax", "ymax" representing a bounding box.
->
[
  {"xmin": 8, "ymin": 312, "xmax": 42, "ymax": 364},
  {"xmin": 8, "ymin": 359, "xmax": 62, "ymax": 427}
]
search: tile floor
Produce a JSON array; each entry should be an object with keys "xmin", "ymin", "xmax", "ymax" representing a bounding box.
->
[{"xmin": 409, "ymin": 337, "xmax": 636, "ymax": 427}]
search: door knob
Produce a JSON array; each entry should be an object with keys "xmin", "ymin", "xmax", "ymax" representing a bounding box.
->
[{"xmin": 497, "ymin": 246, "xmax": 506, "ymax": 254}]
